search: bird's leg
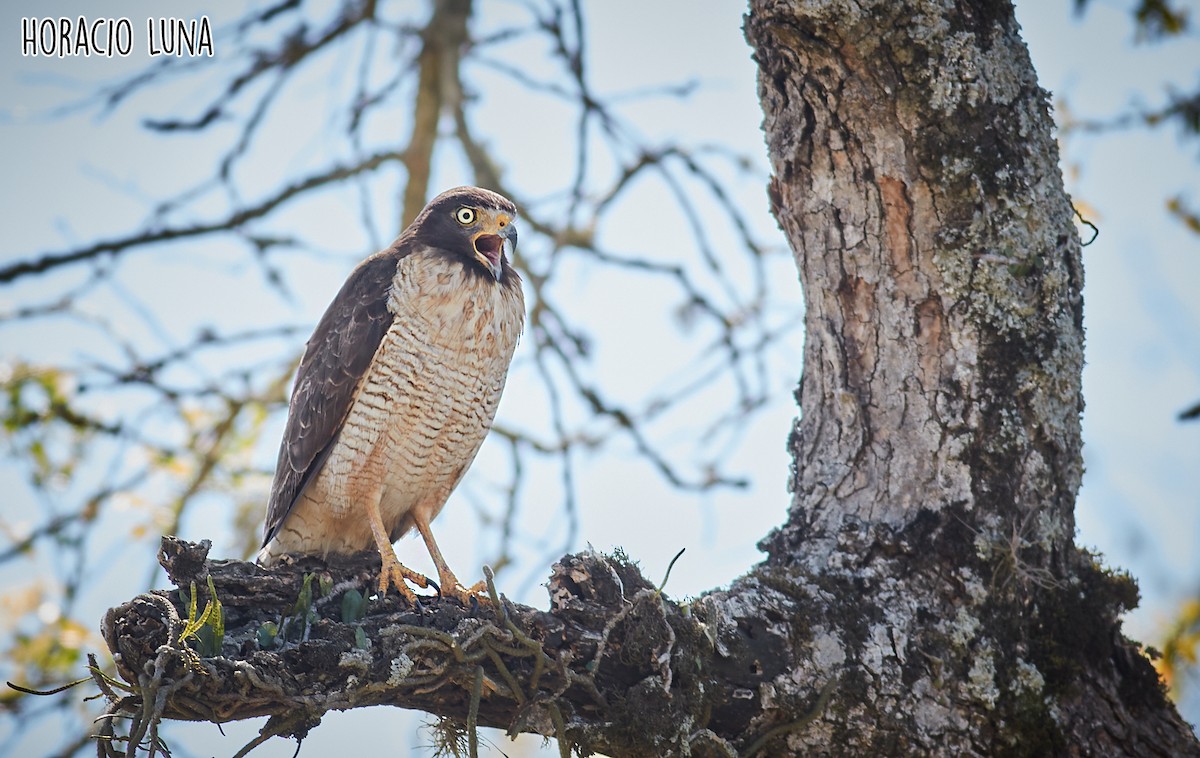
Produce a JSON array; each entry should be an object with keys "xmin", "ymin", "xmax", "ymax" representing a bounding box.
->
[
  {"xmin": 412, "ymin": 512, "xmax": 486, "ymax": 604},
  {"xmin": 364, "ymin": 492, "xmax": 432, "ymax": 602}
]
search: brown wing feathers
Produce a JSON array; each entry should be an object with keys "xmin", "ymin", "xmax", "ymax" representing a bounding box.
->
[{"xmin": 260, "ymin": 250, "xmax": 402, "ymax": 547}]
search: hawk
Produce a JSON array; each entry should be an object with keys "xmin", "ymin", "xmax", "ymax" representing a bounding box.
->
[{"xmin": 258, "ymin": 186, "xmax": 524, "ymax": 603}]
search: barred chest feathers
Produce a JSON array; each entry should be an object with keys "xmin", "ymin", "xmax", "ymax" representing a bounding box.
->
[{"xmin": 268, "ymin": 248, "xmax": 524, "ymax": 558}]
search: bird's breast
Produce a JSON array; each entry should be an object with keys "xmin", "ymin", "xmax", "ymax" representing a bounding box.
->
[{"xmin": 294, "ymin": 250, "xmax": 524, "ymax": 551}]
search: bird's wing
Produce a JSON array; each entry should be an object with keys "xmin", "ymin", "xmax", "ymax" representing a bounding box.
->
[{"xmin": 261, "ymin": 250, "xmax": 401, "ymax": 548}]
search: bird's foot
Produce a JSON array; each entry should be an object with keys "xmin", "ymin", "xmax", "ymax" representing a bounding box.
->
[
  {"xmin": 376, "ymin": 551, "xmax": 434, "ymax": 603},
  {"xmin": 437, "ymin": 575, "xmax": 490, "ymax": 606}
]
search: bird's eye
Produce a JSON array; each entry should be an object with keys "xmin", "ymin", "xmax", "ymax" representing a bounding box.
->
[{"xmin": 454, "ymin": 207, "xmax": 477, "ymax": 225}]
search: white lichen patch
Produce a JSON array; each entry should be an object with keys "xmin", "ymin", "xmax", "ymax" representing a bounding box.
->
[
  {"xmin": 911, "ymin": 676, "xmax": 954, "ymax": 734},
  {"xmin": 810, "ymin": 628, "xmax": 847, "ymax": 669},
  {"xmin": 974, "ymin": 528, "xmax": 994, "ymax": 561},
  {"xmin": 1046, "ymin": 700, "xmax": 1065, "ymax": 726},
  {"xmin": 386, "ymin": 653, "xmax": 414, "ymax": 686},
  {"xmin": 975, "ymin": 31, "xmax": 1032, "ymax": 107},
  {"xmin": 862, "ymin": 623, "xmax": 895, "ymax": 675},
  {"xmin": 927, "ymin": 32, "xmax": 983, "ymax": 112},
  {"xmin": 889, "ymin": 623, "xmax": 909, "ymax": 666},
  {"xmin": 961, "ymin": 572, "xmax": 987, "ymax": 604},
  {"xmin": 965, "ymin": 643, "xmax": 999, "ymax": 709},
  {"xmin": 947, "ymin": 605, "xmax": 980, "ymax": 647},
  {"xmin": 1030, "ymin": 509, "xmax": 1065, "ymax": 553},
  {"xmin": 698, "ymin": 593, "xmax": 752, "ymax": 658},
  {"xmin": 338, "ymin": 648, "xmax": 371, "ymax": 674},
  {"xmin": 1012, "ymin": 658, "xmax": 1045, "ymax": 696}
]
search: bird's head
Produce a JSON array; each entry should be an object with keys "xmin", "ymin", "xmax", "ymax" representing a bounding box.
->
[{"xmin": 414, "ymin": 186, "xmax": 518, "ymax": 281}]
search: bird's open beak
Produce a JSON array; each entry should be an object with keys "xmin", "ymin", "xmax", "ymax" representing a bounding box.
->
[{"xmin": 471, "ymin": 218, "xmax": 516, "ymax": 280}]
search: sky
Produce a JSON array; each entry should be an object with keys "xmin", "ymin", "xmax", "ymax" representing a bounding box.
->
[{"xmin": 0, "ymin": 1, "xmax": 1197, "ymax": 755}]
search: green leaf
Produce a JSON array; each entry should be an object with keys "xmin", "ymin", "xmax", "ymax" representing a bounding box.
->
[
  {"xmin": 292, "ymin": 573, "xmax": 314, "ymax": 618},
  {"xmin": 257, "ymin": 621, "xmax": 278, "ymax": 650},
  {"xmin": 206, "ymin": 576, "xmax": 224, "ymax": 655},
  {"xmin": 178, "ymin": 578, "xmax": 225, "ymax": 656},
  {"xmin": 341, "ymin": 588, "xmax": 366, "ymax": 624}
]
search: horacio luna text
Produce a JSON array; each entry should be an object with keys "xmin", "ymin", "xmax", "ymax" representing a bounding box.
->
[{"xmin": 21, "ymin": 17, "xmax": 215, "ymax": 58}]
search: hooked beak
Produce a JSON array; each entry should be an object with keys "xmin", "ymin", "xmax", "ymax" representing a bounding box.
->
[{"xmin": 471, "ymin": 221, "xmax": 516, "ymax": 280}]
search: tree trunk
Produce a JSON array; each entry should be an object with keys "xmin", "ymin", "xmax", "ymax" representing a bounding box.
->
[
  {"xmin": 96, "ymin": 1, "xmax": 1200, "ymax": 756},
  {"xmin": 738, "ymin": 0, "xmax": 1198, "ymax": 753}
]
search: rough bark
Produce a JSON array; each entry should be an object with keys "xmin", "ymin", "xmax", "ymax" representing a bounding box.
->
[
  {"xmin": 96, "ymin": 1, "xmax": 1200, "ymax": 756},
  {"xmin": 738, "ymin": 0, "xmax": 1198, "ymax": 753},
  {"xmin": 99, "ymin": 538, "xmax": 761, "ymax": 757}
]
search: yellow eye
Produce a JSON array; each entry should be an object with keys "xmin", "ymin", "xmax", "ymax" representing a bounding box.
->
[{"xmin": 454, "ymin": 207, "xmax": 476, "ymax": 225}]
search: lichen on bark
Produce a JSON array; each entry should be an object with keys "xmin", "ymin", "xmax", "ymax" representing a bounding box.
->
[{"xmin": 742, "ymin": 0, "xmax": 1196, "ymax": 753}]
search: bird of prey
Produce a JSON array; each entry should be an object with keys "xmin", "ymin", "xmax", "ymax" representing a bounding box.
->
[{"xmin": 258, "ymin": 186, "xmax": 524, "ymax": 603}]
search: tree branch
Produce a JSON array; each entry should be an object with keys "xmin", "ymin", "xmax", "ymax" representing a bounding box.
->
[
  {"xmin": 401, "ymin": 0, "xmax": 471, "ymax": 225},
  {"xmin": 0, "ymin": 151, "xmax": 404, "ymax": 285},
  {"xmin": 97, "ymin": 538, "xmax": 793, "ymax": 757}
]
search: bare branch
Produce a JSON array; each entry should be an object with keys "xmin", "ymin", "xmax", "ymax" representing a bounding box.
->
[{"xmin": 1, "ymin": 150, "xmax": 405, "ymax": 284}]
